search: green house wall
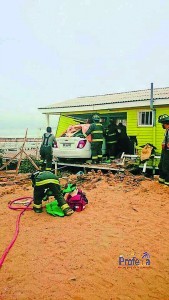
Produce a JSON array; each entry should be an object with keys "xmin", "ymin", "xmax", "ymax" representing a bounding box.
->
[
  {"xmin": 63, "ymin": 105, "xmax": 169, "ymax": 153},
  {"xmin": 126, "ymin": 107, "xmax": 168, "ymax": 152}
]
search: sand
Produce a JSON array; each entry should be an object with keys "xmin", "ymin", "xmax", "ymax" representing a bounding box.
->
[{"xmin": 0, "ymin": 171, "xmax": 169, "ymax": 300}]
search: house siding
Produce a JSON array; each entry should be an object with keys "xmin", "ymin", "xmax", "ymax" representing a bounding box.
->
[
  {"xmin": 60, "ymin": 105, "xmax": 168, "ymax": 152},
  {"xmin": 121, "ymin": 107, "xmax": 168, "ymax": 152}
]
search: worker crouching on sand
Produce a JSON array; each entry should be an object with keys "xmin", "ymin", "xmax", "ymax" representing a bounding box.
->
[
  {"xmin": 31, "ymin": 171, "xmax": 74, "ymax": 215},
  {"xmin": 158, "ymin": 114, "xmax": 169, "ymax": 186}
]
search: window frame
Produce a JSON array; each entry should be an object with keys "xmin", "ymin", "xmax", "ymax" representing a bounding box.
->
[{"xmin": 137, "ymin": 110, "xmax": 153, "ymax": 127}]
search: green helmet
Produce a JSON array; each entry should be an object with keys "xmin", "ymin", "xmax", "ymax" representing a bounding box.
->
[
  {"xmin": 92, "ymin": 114, "xmax": 100, "ymax": 122},
  {"xmin": 158, "ymin": 114, "xmax": 169, "ymax": 124}
]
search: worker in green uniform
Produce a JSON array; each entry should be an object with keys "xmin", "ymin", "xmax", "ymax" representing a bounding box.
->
[
  {"xmin": 31, "ymin": 171, "xmax": 74, "ymax": 215},
  {"xmin": 84, "ymin": 114, "xmax": 103, "ymax": 164},
  {"xmin": 106, "ymin": 119, "xmax": 118, "ymax": 160},
  {"xmin": 40, "ymin": 127, "xmax": 56, "ymax": 171},
  {"xmin": 158, "ymin": 114, "xmax": 169, "ymax": 186}
]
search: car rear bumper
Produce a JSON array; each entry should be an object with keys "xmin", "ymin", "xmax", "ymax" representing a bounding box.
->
[{"xmin": 53, "ymin": 149, "xmax": 91, "ymax": 159}]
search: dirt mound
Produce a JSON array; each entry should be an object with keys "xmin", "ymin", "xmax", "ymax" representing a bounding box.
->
[{"xmin": 0, "ymin": 170, "xmax": 169, "ymax": 299}]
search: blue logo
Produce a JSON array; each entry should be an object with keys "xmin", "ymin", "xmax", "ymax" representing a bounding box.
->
[
  {"xmin": 118, "ymin": 252, "xmax": 151, "ymax": 268},
  {"xmin": 142, "ymin": 252, "xmax": 150, "ymax": 259}
]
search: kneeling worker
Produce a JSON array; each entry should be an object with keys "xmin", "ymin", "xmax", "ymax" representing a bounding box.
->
[{"xmin": 31, "ymin": 171, "xmax": 74, "ymax": 215}]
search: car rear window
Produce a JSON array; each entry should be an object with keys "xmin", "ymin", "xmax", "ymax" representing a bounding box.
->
[
  {"xmin": 61, "ymin": 129, "xmax": 85, "ymax": 138},
  {"xmin": 72, "ymin": 130, "xmax": 85, "ymax": 138}
]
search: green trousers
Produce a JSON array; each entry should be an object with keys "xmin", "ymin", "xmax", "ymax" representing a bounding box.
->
[
  {"xmin": 40, "ymin": 145, "xmax": 53, "ymax": 170},
  {"xmin": 158, "ymin": 149, "xmax": 169, "ymax": 184},
  {"xmin": 91, "ymin": 141, "xmax": 103, "ymax": 162}
]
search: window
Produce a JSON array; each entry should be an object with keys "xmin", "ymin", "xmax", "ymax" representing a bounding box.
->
[{"xmin": 138, "ymin": 111, "xmax": 153, "ymax": 126}]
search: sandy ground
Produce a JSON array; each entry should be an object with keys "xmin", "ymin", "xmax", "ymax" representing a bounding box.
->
[{"xmin": 0, "ymin": 171, "xmax": 169, "ymax": 300}]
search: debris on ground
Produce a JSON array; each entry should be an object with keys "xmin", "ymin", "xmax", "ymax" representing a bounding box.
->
[{"xmin": 0, "ymin": 167, "xmax": 168, "ymax": 300}]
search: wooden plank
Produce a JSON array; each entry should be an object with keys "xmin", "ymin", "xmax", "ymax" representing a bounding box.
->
[
  {"xmin": 16, "ymin": 129, "xmax": 28, "ymax": 174},
  {"xmin": 56, "ymin": 161, "xmax": 124, "ymax": 172},
  {"xmin": 23, "ymin": 150, "xmax": 40, "ymax": 170},
  {"xmin": 0, "ymin": 152, "xmax": 21, "ymax": 170}
]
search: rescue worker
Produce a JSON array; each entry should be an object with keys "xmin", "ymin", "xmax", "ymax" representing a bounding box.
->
[
  {"xmin": 106, "ymin": 119, "xmax": 118, "ymax": 160},
  {"xmin": 158, "ymin": 114, "xmax": 169, "ymax": 186},
  {"xmin": 116, "ymin": 122, "xmax": 130, "ymax": 156},
  {"xmin": 40, "ymin": 127, "xmax": 56, "ymax": 171},
  {"xmin": 84, "ymin": 114, "xmax": 103, "ymax": 164},
  {"xmin": 31, "ymin": 170, "xmax": 74, "ymax": 215}
]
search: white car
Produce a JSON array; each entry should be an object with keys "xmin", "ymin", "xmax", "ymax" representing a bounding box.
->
[
  {"xmin": 53, "ymin": 129, "xmax": 106, "ymax": 160},
  {"xmin": 53, "ymin": 136, "xmax": 91, "ymax": 159}
]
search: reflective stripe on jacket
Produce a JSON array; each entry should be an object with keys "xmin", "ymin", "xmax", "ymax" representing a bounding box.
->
[
  {"xmin": 35, "ymin": 171, "xmax": 59, "ymax": 186},
  {"xmin": 84, "ymin": 123, "xmax": 103, "ymax": 142},
  {"xmin": 105, "ymin": 124, "xmax": 118, "ymax": 144},
  {"xmin": 106, "ymin": 132, "xmax": 117, "ymax": 144}
]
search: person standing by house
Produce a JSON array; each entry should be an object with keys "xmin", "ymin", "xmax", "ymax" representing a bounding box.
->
[
  {"xmin": 40, "ymin": 126, "xmax": 57, "ymax": 171},
  {"xmin": 105, "ymin": 119, "xmax": 118, "ymax": 160},
  {"xmin": 84, "ymin": 114, "xmax": 103, "ymax": 164},
  {"xmin": 158, "ymin": 114, "xmax": 169, "ymax": 186},
  {"xmin": 116, "ymin": 122, "xmax": 130, "ymax": 156}
]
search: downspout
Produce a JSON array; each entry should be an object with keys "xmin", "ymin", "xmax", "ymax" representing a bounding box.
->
[
  {"xmin": 150, "ymin": 83, "xmax": 156, "ymax": 146},
  {"xmin": 46, "ymin": 114, "xmax": 50, "ymax": 126}
]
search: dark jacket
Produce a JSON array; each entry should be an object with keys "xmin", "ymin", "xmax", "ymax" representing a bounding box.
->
[
  {"xmin": 32, "ymin": 171, "xmax": 59, "ymax": 187},
  {"xmin": 106, "ymin": 124, "xmax": 118, "ymax": 144},
  {"xmin": 85, "ymin": 122, "xmax": 103, "ymax": 142}
]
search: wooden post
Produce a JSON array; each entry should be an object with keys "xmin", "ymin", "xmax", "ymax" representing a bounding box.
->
[
  {"xmin": 23, "ymin": 150, "xmax": 40, "ymax": 170},
  {"xmin": 0, "ymin": 152, "xmax": 21, "ymax": 171},
  {"xmin": 16, "ymin": 129, "xmax": 28, "ymax": 174},
  {"xmin": 0, "ymin": 129, "xmax": 40, "ymax": 173}
]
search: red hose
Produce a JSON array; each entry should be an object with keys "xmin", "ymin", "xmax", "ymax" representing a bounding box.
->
[{"xmin": 0, "ymin": 197, "xmax": 33, "ymax": 268}]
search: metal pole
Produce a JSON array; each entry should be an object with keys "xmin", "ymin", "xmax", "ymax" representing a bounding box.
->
[
  {"xmin": 150, "ymin": 83, "xmax": 156, "ymax": 177},
  {"xmin": 150, "ymin": 82, "xmax": 154, "ymax": 110},
  {"xmin": 46, "ymin": 114, "xmax": 50, "ymax": 126}
]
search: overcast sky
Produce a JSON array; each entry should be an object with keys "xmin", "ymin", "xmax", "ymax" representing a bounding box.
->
[{"xmin": 0, "ymin": 0, "xmax": 169, "ymax": 137}]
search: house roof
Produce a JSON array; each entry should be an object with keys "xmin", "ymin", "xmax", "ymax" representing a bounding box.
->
[{"xmin": 38, "ymin": 87, "xmax": 169, "ymax": 114}]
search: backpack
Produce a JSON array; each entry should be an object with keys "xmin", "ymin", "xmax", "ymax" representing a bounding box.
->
[{"xmin": 66, "ymin": 189, "xmax": 88, "ymax": 212}]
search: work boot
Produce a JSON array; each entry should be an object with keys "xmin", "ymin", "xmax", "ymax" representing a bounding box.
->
[
  {"xmin": 46, "ymin": 167, "xmax": 52, "ymax": 171},
  {"xmin": 159, "ymin": 177, "xmax": 165, "ymax": 184},
  {"xmin": 110, "ymin": 156, "xmax": 115, "ymax": 160},
  {"xmin": 98, "ymin": 160, "xmax": 103, "ymax": 164},
  {"xmin": 33, "ymin": 207, "xmax": 43, "ymax": 213},
  {"xmin": 61, "ymin": 204, "xmax": 74, "ymax": 216}
]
